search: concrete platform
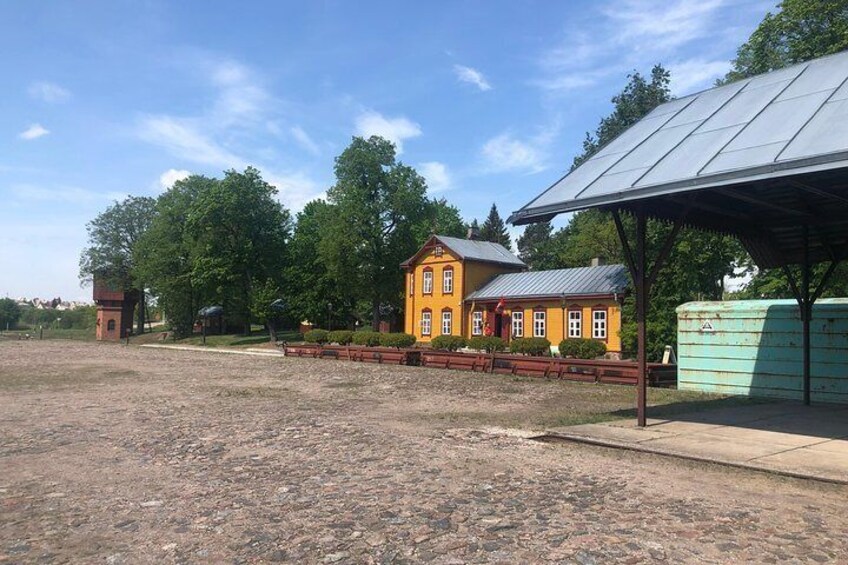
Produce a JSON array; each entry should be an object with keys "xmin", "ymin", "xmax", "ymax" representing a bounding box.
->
[{"xmin": 544, "ymin": 402, "xmax": 848, "ymax": 483}]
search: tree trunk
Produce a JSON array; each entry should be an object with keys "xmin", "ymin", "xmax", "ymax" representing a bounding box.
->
[
  {"xmin": 267, "ymin": 321, "xmax": 278, "ymax": 343},
  {"xmin": 136, "ymin": 288, "xmax": 145, "ymax": 335},
  {"xmin": 371, "ymin": 299, "xmax": 380, "ymax": 331},
  {"xmin": 243, "ymin": 320, "xmax": 252, "ymax": 336}
]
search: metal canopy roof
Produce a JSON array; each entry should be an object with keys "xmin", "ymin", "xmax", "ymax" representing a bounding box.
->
[
  {"xmin": 401, "ymin": 235, "xmax": 526, "ymax": 268},
  {"xmin": 465, "ymin": 264, "xmax": 629, "ymax": 302},
  {"xmin": 509, "ymin": 51, "xmax": 848, "ymax": 269}
]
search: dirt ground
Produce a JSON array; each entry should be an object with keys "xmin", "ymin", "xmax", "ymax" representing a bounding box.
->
[{"xmin": 1, "ymin": 341, "xmax": 846, "ymax": 564}]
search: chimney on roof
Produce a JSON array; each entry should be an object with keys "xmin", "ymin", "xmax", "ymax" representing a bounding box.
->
[
  {"xmin": 590, "ymin": 257, "xmax": 606, "ymax": 267},
  {"xmin": 467, "ymin": 226, "xmax": 480, "ymax": 240}
]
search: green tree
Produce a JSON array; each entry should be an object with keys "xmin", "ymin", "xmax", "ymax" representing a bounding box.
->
[
  {"xmin": 136, "ymin": 175, "xmax": 214, "ymax": 337},
  {"xmin": 737, "ymin": 263, "xmax": 848, "ymax": 299},
  {"xmin": 324, "ymin": 136, "xmax": 430, "ymax": 329},
  {"xmin": 724, "ymin": 0, "xmax": 848, "ymax": 82},
  {"xmin": 0, "ymin": 298, "xmax": 21, "ymax": 331},
  {"xmin": 250, "ymin": 279, "xmax": 285, "ymax": 342},
  {"xmin": 185, "ymin": 167, "xmax": 291, "ymax": 335},
  {"xmin": 573, "ymin": 65, "xmax": 671, "ymax": 168},
  {"xmin": 516, "ymin": 220, "xmax": 555, "ymax": 269},
  {"xmin": 286, "ymin": 199, "xmax": 355, "ymax": 328},
  {"xmin": 79, "ymin": 195, "xmax": 156, "ymax": 334},
  {"xmin": 479, "ymin": 203, "xmax": 512, "ymax": 248},
  {"xmin": 417, "ymin": 198, "xmax": 467, "ymax": 240}
]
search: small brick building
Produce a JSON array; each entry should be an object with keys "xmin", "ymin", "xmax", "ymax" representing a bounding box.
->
[{"xmin": 93, "ymin": 278, "xmax": 137, "ymax": 341}]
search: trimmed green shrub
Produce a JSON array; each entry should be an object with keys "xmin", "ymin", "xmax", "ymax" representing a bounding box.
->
[
  {"xmin": 467, "ymin": 336, "xmax": 506, "ymax": 353},
  {"xmin": 352, "ymin": 331, "xmax": 381, "ymax": 346},
  {"xmin": 304, "ymin": 329, "xmax": 329, "ymax": 344},
  {"xmin": 430, "ymin": 335, "xmax": 467, "ymax": 351},
  {"xmin": 379, "ymin": 332, "xmax": 417, "ymax": 348},
  {"xmin": 327, "ymin": 330, "xmax": 354, "ymax": 345},
  {"xmin": 558, "ymin": 338, "xmax": 607, "ymax": 359},
  {"xmin": 509, "ymin": 337, "xmax": 551, "ymax": 356}
]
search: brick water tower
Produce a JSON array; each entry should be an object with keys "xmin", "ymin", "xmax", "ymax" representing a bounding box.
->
[{"xmin": 93, "ymin": 278, "xmax": 138, "ymax": 341}]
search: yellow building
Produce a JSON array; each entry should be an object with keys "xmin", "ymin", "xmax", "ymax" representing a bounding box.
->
[{"xmin": 401, "ymin": 234, "xmax": 627, "ymax": 354}]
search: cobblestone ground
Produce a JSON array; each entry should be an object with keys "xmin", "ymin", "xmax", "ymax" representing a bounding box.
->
[{"xmin": 1, "ymin": 341, "xmax": 846, "ymax": 564}]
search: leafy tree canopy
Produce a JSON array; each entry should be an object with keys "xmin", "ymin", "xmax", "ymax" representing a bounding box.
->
[
  {"xmin": 0, "ymin": 298, "xmax": 22, "ymax": 330},
  {"xmin": 724, "ymin": 0, "xmax": 848, "ymax": 82},
  {"xmin": 324, "ymin": 136, "xmax": 430, "ymax": 329}
]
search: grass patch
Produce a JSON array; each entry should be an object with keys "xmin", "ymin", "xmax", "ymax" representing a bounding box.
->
[
  {"xmin": 169, "ymin": 330, "xmax": 302, "ymax": 348},
  {"xmin": 1, "ymin": 329, "xmax": 95, "ymax": 341}
]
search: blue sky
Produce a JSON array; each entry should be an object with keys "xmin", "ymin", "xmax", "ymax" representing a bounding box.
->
[{"xmin": 0, "ymin": 0, "xmax": 772, "ymax": 301}]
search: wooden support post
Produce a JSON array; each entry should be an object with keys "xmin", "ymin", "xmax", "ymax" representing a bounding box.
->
[
  {"xmin": 801, "ymin": 226, "xmax": 811, "ymax": 406},
  {"xmin": 636, "ymin": 209, "xmax": 648, "ymax": 428}
]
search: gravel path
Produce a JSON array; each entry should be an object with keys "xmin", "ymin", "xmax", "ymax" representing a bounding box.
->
[{"xmin": 1, "ymin": 341, "xmax": 845, "ymax": 564}]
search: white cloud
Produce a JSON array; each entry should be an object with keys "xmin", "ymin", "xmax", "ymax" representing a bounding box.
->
[
  {"xmin": 481, "ymin": 133, "xmax": 546, "ymax": 174},
  {"xmin": 266, "ymin": 171, "xmax": 325, "ymax": 212},
  {"xmin": 453, "ymin": 65, "xmax": 492, "ymax": 91},
  {"xmin": 158, "ymin": 168, "xmax": 192, "ymax": 191},
  {"xmin": 419, "ymin": 161, "xmax": 452, "ymax": 192},
  {"xmin": 604, "ymin": 0, "xmax": 726, "ymax": 51},
  {"xmin": 668, "ymin": 58, "xmax": 731, "ymax": 94},
  {"xmin": 19, "ymin": 124, "xmax": 50, "ymax": 140},
  {"xmin": 355, "ymin": 110, "xmax": 422, "ymax": 154},
  {"xmin": 135, "ymin": 55, "xmax": 323, "ymax": 213},
  {"xmin": 138, "ymin": 115, "xmax": 246, "ymax": 168},
  {"xmin": 290, "ymin": 126, "xmax": 320, "ymax": 155},
  {"xmin": 537, "ymin": 0, "xmax": 729, "ymax": 93},
  {"xmin": 28, "ymin": 81, "xmax": 71, "ymax": 103}
]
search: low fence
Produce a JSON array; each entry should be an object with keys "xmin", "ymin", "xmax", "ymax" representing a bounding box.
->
[{"xmin": 282, "ymin": 344, "xmax": 676, "ymax": 387}]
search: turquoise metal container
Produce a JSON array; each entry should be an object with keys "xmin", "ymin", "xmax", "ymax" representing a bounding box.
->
[{"xmin": 677, "ymin": 299, "xmax": 848, "ymax": 404}]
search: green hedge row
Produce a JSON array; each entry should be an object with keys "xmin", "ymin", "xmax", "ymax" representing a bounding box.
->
[
  {"xmin": 509, "ymin": 337, "xmax": 552, "ymax": 356},
  {"xmin": 305, "ymin": 329, "xmax": 416, "ymax": 348},
  {"xmin": 430, "ymin": 335, "xmax": 467, "ymax": 351},
  {"xmin": 304, "ymin": 329, "xmax": 329, "ymax": 344},
  {"xmin": 467, "ymin": 336, "xmax": 506, "ymax": 353},
  {"xmin": 558, "ymin": 338, "xmax": 607, "ymax": 359}
]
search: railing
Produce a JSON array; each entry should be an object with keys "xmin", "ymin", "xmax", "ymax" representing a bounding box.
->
[{"xmin": 282, "ymin": 344, "xmax": 676, "ymax": 387}]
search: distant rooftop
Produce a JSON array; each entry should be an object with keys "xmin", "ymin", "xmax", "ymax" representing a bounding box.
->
[
  {"xmin": 466, "ymin": 264, "xmax": 629, "ymax": 302},
  {"xmin": 402, "ymin": 235, "xmax": 526, "ymax": 268}
]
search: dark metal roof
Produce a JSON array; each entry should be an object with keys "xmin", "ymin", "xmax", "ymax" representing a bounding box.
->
[
  {"xmin": 509, "ymin": 50, "xmax": 848, "ymax": 269},
  {"xmin": 465, "ymin": 264, "xmax": 629, "ymax": 302},
  {"xmin": 401, "ymin": 235, "xmax": 526, "ymax": 268}
]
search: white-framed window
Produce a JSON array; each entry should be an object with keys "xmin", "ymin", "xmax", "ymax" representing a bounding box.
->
[
  {"xmin": 511, "ymin": 311, "xmax": 524, "ymax": 337},
  {"xmin": 592, "ymin": 309, "xmax": 607, "ymax": 339},
  {"xmin": 533, "ymin": 310, "xmax": 546, "ymax": 338},
  {"xmin": 422, "ymin": 270, "xmax": 433, "ymax": 294},
  {"xmin": 441, "ymin": 310, "xmax": 452, "ymax": 335},
  {"xmin": 421, "ymin": 311, "xmax": 432, "ymax": 336},
  {"xmin": 409, "ymin": 273, "xmax": 414, "ymax": 296},
  {"xmin": 443, "ymin": 267, "xmax": 453, "ymax": 294},
  {"xmin": 472, "ymin": 311, "xmax": 483, "ymax": 336},
  {"xmin": 568, "ymin": 309, "xmax": 582, "ymax": 338}
]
